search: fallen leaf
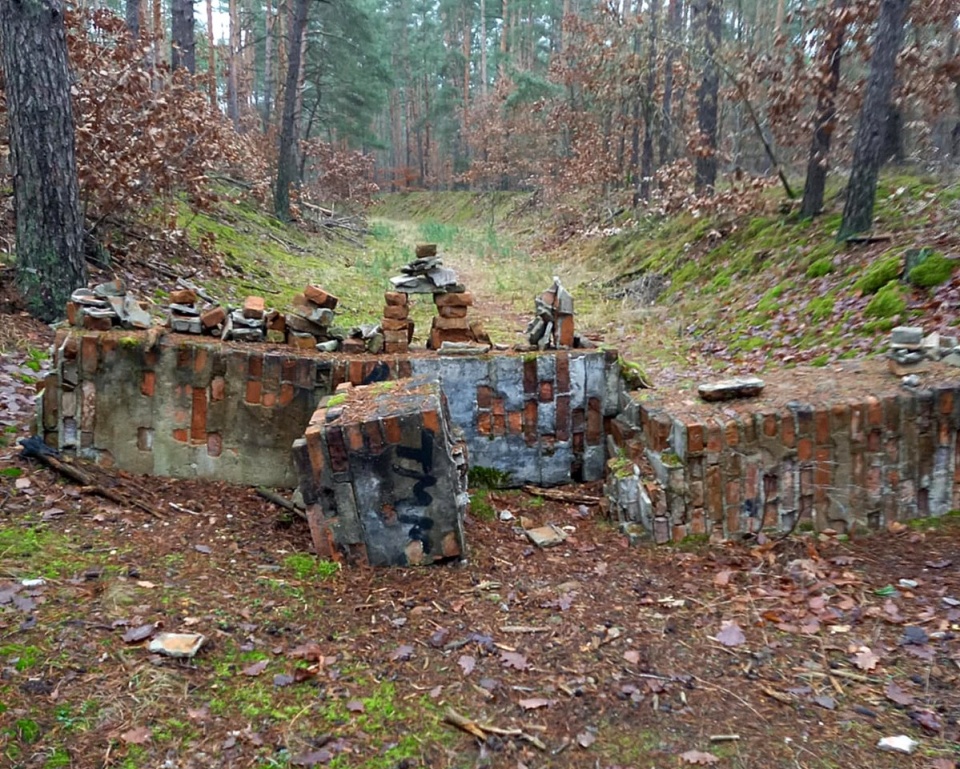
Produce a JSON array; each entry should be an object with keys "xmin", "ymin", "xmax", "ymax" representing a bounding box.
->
[
  {"xmin": 576, "ymin": 730, "xmax": 597, "ymax": 748},
  {"xmin": 853, "ymin": 647, "xmax": 879, "ymax": 671},
  {"xmin": 194, "ymin": 544, "xmax": 212, "ymax": 554},
  {"xmin": 121, "ymin": 623, "xmax": 157, "ymax": 644},
  {"xmin": 346, "ymin": 699, "xmax": 364, "ymax": 713},
  {"xmin": 715, "ymin": 621, "xmax": 746, "ymax": 647},
  {"xmin": 911, "ymin": 710, "xmax": 942, "ymax": 733},
  {"xmin": 518, "ymin": 697, "xmax": 551, "ymax": 710},
  {"xmin": 291, "ymin": 749, "xmax": 333, "ymax": 766},
  {"xmin": 900, "ymin": 626, "xmax": 928, "ymax": 646},
  {"xmin": 813, "ymin": 695, "xmax": 836, "ymax": 710},
  {"xmin": 289, "ymin": 642, "xmax": 322, "ymax": 661},
  {"xmin": 500, "ymin": 651, "xmax": 528, "ymax": 670},
  {"xmin": 273, "ymin": 674, "xmax": 294, "ymax": 687},
  {"xmin": 681, "ymin": 750, "xmax": 719, "ymax": 764},
  {"xmin": 925, "ymin": 559, "xmax": 952, "ymax": 569},
  {"xmin": 713, "ymin": 569, "xmax": 732, "ymax": 587},
  {"xmin": 458, "ymin": 655, "xmax": 476, "ymax": 675},
  {"xmin": 120, "ymin": 726, "xmax": 152, "ymax": 744},
  {"xmin": 428, "ymin": 628, "xmax": 449, "ymax": 648},
  {"xmin": 14, "ymin": 477, "xmax": 31, "ymax": 490},
  {"xmin": 624, "ymin": 650, "xmax": 641, "ymax": 665},
  {"xmin": 885, "ymin": 681, "xmax": 914, "ymax": 706},
  {"xmin": 390, "ymin": 644, "xmax": 414, "ymax": 662},
  {"xmin": 186, "ymin": 707, "xmax": 209, "ymax": 721},
  {"xmin": 242, "ymin": 660, "xmax": 268, "ymax": 677},
  {"xmin": 135, "ymin": 580, "xmax": 157, "ymax": 589}
]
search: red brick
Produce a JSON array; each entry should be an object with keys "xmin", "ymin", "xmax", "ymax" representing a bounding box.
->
[
  {"xmin": 207, "ymin": 433, "xmax": 222, "ymax": 457},
  {"xmin": 690, "ymin": 509, "xmax": 707, "ymax": 535},
  {"xmin": 438, "ymin": 305, "xmax": 468, "ymax": 319},
  {"xmin": 81, "ymin": 335, "xmax": 99, "ymax": 375},
  {"xmin": 586, "ymin": 397, "xmax": 603, "ymax": 445},
  {"xmin": 433, "ymin": 315, "xmax": 470, "ymax": 331},
  {"xmin": 706, "ymin": 420, "xmax": 723, "ymax": 453},
  {"xmin": 780, "ymin": 414, "xmax": 796, "ymax": 449},
  {"xmin": 304, "ymin": 284, "xmax": 339, "ymax": 309},
  {"xmin": 348, "ymin": 360, "xmax": 364, "ymax": 385},
  {"xmin": 865, "ymin": 395, "xmax": 882, "ymax": 426},
  {"xmin": 383, "ymin": 305, "xmax": 409, "ymax": 320},
  {"xmin": 245, "ymin": 379, "xmax": 262, "ymax": 404},
  {"xmin": 384, "ymin": 291, "xmax": 408, "ymax": 306},
  {"xmin": 883, "ymin": 395, "xmax": 900, "ymax": 433},
  {"xmin": 193, "ymin": 347, "xmax": 208, "ymax": 375},
  {"xmin": 382, "ymin": 415, "xmax": 402, "ymax": 444},
  {"xmin": 477, "ymin": 412, "xmax": 493, "ymax": 436},
  {"xmin": 82, "ymin": 313, "xmax": 113, "ymax": 332},
  {"xmin": 210, "ymin": 376, "xmax": 225, "ymax": 401},
  {"xmin": 724, "ymin": 420, "xmax": 739, "ymax": 448},
  {"xmin": 762, "ymin": 413, "xmax": 778, "ymax": 437},
  {"xmin": 364, "ymin": 420, "xmax": 384, "ymax": 454},
  {"xmin": 65, "ymin": 302, "xmax": 78, "ymax": 326},
  {"xmin": 557, "ymin": 314, "xmax": 575, "ymax": 347},
  {"xmin": 345, "ymin": 423, "xmax": 365, "ymax": 452},
  {"xmin": 523, "ymin": 401, "xmax": 538, "ymax": 445},
  {"xmin": 422, "ymin": 409, "xmax": 440, "ymax": 434},
  {"xmin": 940, "ymin": 389, "xmax": 954, "ymax": 416},
  {"xmin": 797, "ymin": 437, "xmax": 813, "ymax": 462},
  {"xmin": 173, "ymin": 428, "xmax": 189, "ymax": 443},
  {"xmin": 539, "ymin": 380, "xmax": 554, "ymax": 402},
  {"xmin": 248, "ymin": 354, "xmax": 263, "ymax": 379},
  {"xmin": 382, "ymin": 317, "xmax": 410, "ymax": 331},
  {"xmin": 476, "ymin": 385, "xmax": 493, "ymax": 409},
  {"xmin": 279, "ymin": 383, "xmax": 295, "ymax": 407},
  {"xmin": 572, "ymin": 432, "xmax": 584, "ymax": 453},
  {"xmin": 170, "ymin": 288, "xmax": 197, "ymax": 304},
  {"xmin": 493, "ymin": 414, "xmax": 507, "ymax": 436},
  {"xmin": 434, "ymin": 291, "xmax": 473, "ymax": 307},
  {"xmin": 385, "ymin": 341, "xmax": 409, "ymax": 355},
  {"xmin": 325, "ymin": 427, "xmax": 349, "ymax": 472},
  {"xmin": 191, "ymin": 387, "xmax": 207, "ymax": 440},
  {"xmin": 867, "ymin": 428, "xmax": 881, "ymax": 452},
  {"xmin": 556, "ymin": 395, "xmax": 570, "ymax": 441},
  {"xmin": 141, "ymin": 371, "xmax": 156, "ymax": 397},
  {"xmin": 572, "ymin": 407, "xmax": 585, "ymax": 434},
  {"xmin": 200, "ymin": 305, "xmax": 226, "ymax": 329},
  {"xmin": 508, "ymin": 411, "xmax": 523, "ymax": 435},
  {"xmin": 242, "ymin": 296, "xmax": 265, "ymax": 319},
  {"xmin": 725, "ymin": 481, "xmax": 741, "ymax": 505},
  {"xmin": 523, "ymin": 358, "xmax": 538, "ymax": 394},
  {"xmin": 281, "ymin": 359, "xmax": 298, "ymax": 382},
  {"xmin": 555, "ymin": 352, "xmax": 570, "ymax": 393},
  {"xmin": 706, "ymin": 465, "xmax": 723, "ymax": 519},
  {"xmin": 305, "ymin": 425, "xmax": 326, "ymax": 476},
  {"xmin": 686, "ymin": 421, "xmax": 705, "ymax": 454},
  {"xmin": 814, "ymin": 407, "xmax": 830, "ymax": 445},
  {"xmin": 492, "ymin": 397, "xmax": 506, "ymax": 416},
  {"xmin": 261, "ymin": 391, "xmax": 277, "ymax": 408}
]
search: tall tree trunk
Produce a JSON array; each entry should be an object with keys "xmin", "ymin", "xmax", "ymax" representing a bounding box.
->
[
  {"xmin": 659, "ymin": 0, "xmax": 682, "ymax": 165},
  {"xmin": 226, "ymin": 0, "xmax": 240, "ymax": 127},
  {"xmin": 838, "ymin": 0, "xmax": 912, "ymax": 239},
  {"xmin": 171, "ymin": 0, "xmax": 196, "ymax": 73},
  {"xmin": 800, "ymin": 0, "xmax": 846, "ymax": 218},
  {"xmin": 480, "ymin": 0, "xmax": 487, "ymax": 95},
  {"xmin": 694, "ymin": 0, "xmax": 721, "ymax": 193},
  {"xmin": 126, "ymin": 0, "xmax": 141, "ymax": 38},
  {"xmin": 0, "ymin": 0, "xmax": 86, "ymax": 322},
  {"xmin": 639, "ymin": 0, "xmax": 659, "ymax": 202},
  {"xmin": 152, "ymin": 0, "xmax": 164, "ymax": 71},
  {"xmin": 206, "ymin": 0, "xmax": 216, "ymax": 108},
  {"xmin": 774, "ymin": 0, "xmax": 785, "ymax": 36},
  {"xmin": 263, "ymin": 0, "xmax": 274, "ymax": 126},
  {"xmin": 274, "ymin": 0, "xmax": 309, "ymax": 221}
]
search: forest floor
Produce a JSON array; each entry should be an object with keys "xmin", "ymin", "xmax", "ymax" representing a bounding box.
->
[{"xmin": 2, "ymin": 177, "xmax": 960, "ymax": 768}]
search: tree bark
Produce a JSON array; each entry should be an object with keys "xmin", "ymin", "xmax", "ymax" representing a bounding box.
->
[
  {"xmin": 659, "ymin": 0, "xmax": 682, "ymax": 165},
  {"xmin": 274, "ymin": 0, "xmax": 309, "ymax": 221},
  {"xmin": 800, "ymin": 0, "xmax": 846, "ymax": 218},
  {"xmin": 639, "ymin": 0, "xmax": 659, "ymax": 202},
  {"xmin": 0, "ymin": 0, "xmax": 87, "ymax": 322},
  {"xmin": 152, "ymin": 0, "xmax": 164, "ymax": 71},
  {"xmin": 694, "ymin": 0, "xmax": 721, "ymax": 193},
  {"xmin": 479, "ymin": 0, "xmax": 487, "ymax": 95},
  {"xmin": 226, "ymin": 0, "xmax": 240, "ymax": 126},
  {"xmin": 126, "ymin": 0, "xmax": 141, "ymax": 38},
  {"xmin": 838, "ymin": 0, "xmax": 912, "ymax": 239},
  {"xmin": 206, "ymin": 0, "xmax": 217, "ymax": 107},
  {"xmin": 171, "ymin": 0, "xmax": 196, "ymax": 73},
  {"xmin": 263, "ymin": 0, "xmax": 274, "ymax": 126}
]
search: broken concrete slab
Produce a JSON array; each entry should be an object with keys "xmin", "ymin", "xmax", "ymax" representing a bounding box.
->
[
  {"xmin": 525, "ymin": 524, "xmax": 567, "ymax": 548},
  {"xmin": 697, "ymin": 377, "xmax": 765, "ymax": 402},
  {"xmin": 890, "ymin": 326, "xmax": 923, "ymax": 348},
  {"xmin": 148, "ymin": 632, "xmax": 205, "ymax": 658}
]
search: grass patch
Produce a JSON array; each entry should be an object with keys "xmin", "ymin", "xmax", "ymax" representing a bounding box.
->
[{"xmin": 282, "ymin": 553, "xmax": 340, "ymax": 581}]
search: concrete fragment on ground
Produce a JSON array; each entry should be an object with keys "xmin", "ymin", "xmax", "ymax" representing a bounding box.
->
[
  {"xmin": 697, "ymin": 377, "xmax": 765, "ymax": 402},
  {"xmin": 148, "ymin": 632, "xmax": 205, "ymax": 658},
  {"xmin": 524, "ymin": 523, "xmax": 567, "ymax": 548},
  {"xmin": 293, "ymin": 375, "xmax": 469, "ymax": 567}
]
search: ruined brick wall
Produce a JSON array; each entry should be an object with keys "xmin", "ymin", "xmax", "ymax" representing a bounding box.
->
[
  {"xmin": 40, "ymin": 331, "xmax": 620, "ymax": 488},
  {"xmin": 612, "ymin": 387, "xmax": 960, "ymax": 541}
]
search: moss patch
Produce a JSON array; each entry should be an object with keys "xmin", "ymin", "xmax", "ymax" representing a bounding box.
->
[
  {"xmin": 856, "ymin": 254, "xmax": 902, "ymax": 294},
  {"xmin": 864, "ymin": 282, "xmax": 906, "ymax": 319},
  {"xmin": 908, "ymin": 252, "xmax": 953, "ymax": 288}
]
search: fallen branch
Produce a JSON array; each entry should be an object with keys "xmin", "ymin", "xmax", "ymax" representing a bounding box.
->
[
  {"xmin": 521, "ymin": 485, "xmax": 602, "ymax": 505},
  {"xmin": 443, "ymin": 709, "xmax": 547, "ymax": 751},
  {"xmin": 28, "ymin": 452, "xmax": 162, "ymax": 519},
  {"xmin": 256, "ymin": 486, "xmax": 307, "ymax": 520}
]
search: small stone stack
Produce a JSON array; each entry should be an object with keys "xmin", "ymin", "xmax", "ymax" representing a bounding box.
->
[
  {"xmin": 526, "ymin": 277, "xmax": 575, "ymax": 349},
  {"xmin": 287, "ymin": 284, "xmax": 341, "ymax": 352},
  {"xmin": 430, "ymin": 291, "xmax": 485, "ymax": 350},
  {"xmin": 66, "ymin": 282, "xmax": 152, "ymax": 331},
  {"xmin": 382, "ymin": 292, "xmax": 412, "ymax": 354},
  {"xmin": 888, "ymin": 325, "xmax": 958, "ymax": 375}
]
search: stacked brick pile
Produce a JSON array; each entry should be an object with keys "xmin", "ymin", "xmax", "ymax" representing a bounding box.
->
[
  {"xmin": 430, "ymin": 291, "xmax": 488, "ymax": 350},
  {"xmin": 526, "ymin": 277, "xmax": 575, "ymax": 349},
  {"xmin": 287, "ymin": 284, "xmax": 340, "ymax": 351},
  {"xmin": 292, "ymin": 375, "xmax": 468, "ymax": 566},
  {"xmin": 65, "ymin": 282, "xmax": 151, "ymax": 331},
  {"xmin": 381, "ymin": 292, "xmax": 413, "ymax": 354}
]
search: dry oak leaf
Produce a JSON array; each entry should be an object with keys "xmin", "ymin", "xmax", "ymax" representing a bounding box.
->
[
  {"xmin": 518, "ymin": 697, "xmax": 551, "ymax": 710},
  {"xmin": 242, "ymin": 659, "xmax": 268, "ymax": 677},
  {"xmin": 853, "ymin": 647, "xmax": 879, "ymax": 671},
  {"xmin": 681, "ymin": 749, "xmax": 719, "ymax": 764},
  {"xmin": 458, "ymin": 655, "xmax": 476, "ymax": 675},
  {"xmin": 500, "ymin": 651, "xmax": 528, "ymax": 670},
  {"xmin": 120, "ymin": 725, "xmax": 152, "ymax": 745},
  {"xmin": 885, "ymin": 681, "xmax": 914, "ymax": 707},
  {"xmin": 715, "ymin": 621, "xmax": 746, "ymax": 647},
  {"xmin": 624, "ymin": 649, "xmax": 641, "ymax": 665}
]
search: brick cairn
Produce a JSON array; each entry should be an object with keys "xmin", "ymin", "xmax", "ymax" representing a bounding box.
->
[{"xmin": 292, "ymin": 375, "xmax": 469, "ymax": 566}]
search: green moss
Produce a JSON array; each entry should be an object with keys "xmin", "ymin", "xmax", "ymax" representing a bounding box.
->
[
  {"xmin": 468, "ymin": 489, "xmax": 496, "ymax": 521},
  {"xmin": 468, "ymin": 465, "xmax": 513, "ymax": 489},
  {"xmin": 864, "ymin": 282, "xmax": 906, "ymax": 319},
  {"xmin": 283, "ymin": 553, "xmax": 340, "ymax": 580},
  {"xmin": 811, "ymin": 354, "xmax": 831, "ymax": 367},
  {"xmin": 756, "ymin": 285, "xmax": 786, "ymax": 313},
  {"xmin": 855, "ymin": 254, "xmax": 902, "ymax": 294},
  {"xmin": 908, "ymin": 252, "xmax": 953, "ymax": 288},
  {"xmin": 806, "ymin": 257, "xmax": 834, "ymax": 278},
  {"xmin": 808, "ymin": 294, "xmax": 835, "ymax": 322},
  {"xmin": 325, "ymin": 393, "xmax": 347, "ymax": 408}
]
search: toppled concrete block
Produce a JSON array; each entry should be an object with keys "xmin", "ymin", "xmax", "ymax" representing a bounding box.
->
[
  {"xmin": 890, "ymin": 326, "xmax": 923, "ymax": 348},
  {"xmin": 293, "ymin": 376, "xmax": 468, "ymax": 567},
  {"xmin": 698, "ymin": 377, "xmax": 765, "ymax": 402}
]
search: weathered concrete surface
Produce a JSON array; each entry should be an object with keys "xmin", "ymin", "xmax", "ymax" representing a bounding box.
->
[{"xmin": 294, "ymin": 377, "xmax": 468, "ymax": 566}]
